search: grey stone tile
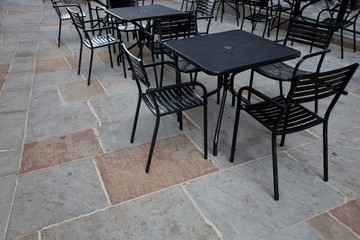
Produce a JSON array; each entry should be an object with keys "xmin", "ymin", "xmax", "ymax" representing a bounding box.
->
[
  {"xmin": 25, "ymin": 102, "xmax": 99, "ymax": 143},
  {"xmin": 0, "ymin": 88, "xmax": 30, "ymax": 113},
  {"xmin": 14, "ymin": 42, "xmax": 38, "ymax": 58},
  {"xmin": 186, "ymin": 154, "xmax": 345, "ymax": 239},
  {"xmin": 0, "ymin": 149, "xmax": 21, "ymax": 177},
  {"xmin": 98, "ymin": 74, "xmax": 137, "ymax": 96},
  {"xmin": 6, "ymin": 158, "xmax": 109, "ymax": 239},
  {"xmin": 0, "ymin": 111, "xmax": 26, "ymax": 150},
  {"xmin": 0, "ymin": 175, "xmax": 17, "ymax": 240},
  {"xmin": 264, "ymin": 213, "xmax": 359, "ymax": 240},
  {"xmin": 89, "ymin": 92, "xmax": 143, "ymax": 125},
  {"xmin": 2, "ymin": 71, "xmax": 33, "ymax": 90},
  {"xmin": 97, "ymin": 114, "xmax": 194, "ymax": 152},
  {"xmin": 33, "ymin": 69, "xmax": 85, "ymax": 89},
  {"xmin": 41, "ymin": 186, "xmax": 219, "ymax": 240},
  {"xmin": 288, "ymin": 128, "xmax": 360, "ymax": 199},
  {"xmin": 29, "ymin": 85, "xmax": 63, "ymax": 110},
  {"xmin": 9, "ymin": 57, "xmax": 36, "ymax": 73}
]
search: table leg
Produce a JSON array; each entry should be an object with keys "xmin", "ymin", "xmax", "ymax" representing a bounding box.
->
[{"xmin": 213, "ymin": 75, "xmax": 230, "ymax": 156}]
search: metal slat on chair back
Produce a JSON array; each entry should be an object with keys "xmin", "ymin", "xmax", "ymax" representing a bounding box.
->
[
  {"xmin": 197, "ymin": 0, "xmax": 216, "ymax": 16},
  {"xmin": 288, "ymin": 63, "xmax": 358, "ymax": 104},
  {"xmin": 157, "ymin": 13, "xmax": 198, "ymax": 42},
  {"xmin": 107, "ymin": 0, "xmax": 138, "ymax": 8},
  {"xmin": 285, "ymin": 19, "xmax": 335, "ymax": 50},
  {"xmin": 122, "ymin": 44, "xmax": 151, "ymax": 88},
  {"xmin": 67, "ymin": 8, "xmax": 85, "ymax": 30}
]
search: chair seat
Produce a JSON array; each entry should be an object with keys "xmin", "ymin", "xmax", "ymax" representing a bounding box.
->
[
  {"xmin": 83, "ymin": 34, "xmax": 119, "ymax": 48},
  {"xmin": 254, "ymin": 62, "xmax": 311, "ymax": 81},
  {"xmin": 245, "ymin": 13, "xmax": 276, "ymax": 22},
  {"xmin": 244, "ymin": 96, "xmax": 324, "ymax": 135},
  {"xmin": 177, "ymin": 59, "xmax": 198, "ymax": 73},
  {"xmin": 60, "ymin": 12, "xmax": 85, "ymax": 20},
  {"xmin": 143, "ymin": 85, "xmax": 204, "ymax": 116}
]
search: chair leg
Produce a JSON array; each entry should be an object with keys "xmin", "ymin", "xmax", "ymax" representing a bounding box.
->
[
  {"xmin": 58, "ymin": 19, "xmax": 62, "ymax": 47},
  {"xmin": 323, "ymin": 121, "xmax": 329, "ymax": 182},
  {"xmin": 108, "ymin": 45, "xmax": 114, "ymax": 68},
  {"xmin": 341, "ymin": 28, "xmax": 344, "ymax": 59},
  {"xmin": 272, "ymin": 134, "xmax": 279, "ymax": 201},
  {"xmin": 130, "ymin": 95, "xmax": 142, "ymax": 143},
  {"xmin": 87, "ymin": 49, "xmax": 94, "ymax": 86},
  {"xmin": 248, "ymin": 69, "xmax": 255, "ymax": 101},
  {"xmin": 230, "ymin": 97, "xmax": 242, "ymax": 163},
  {"xmin": 145, "ymin": 115, "xmax": 160, "ymax": 173},
  {"xmin": 203, "ymin": 102, "xmax": 208, "ymax": 159},
  {"xmin": 78, "ymin": 43, "xmax": 83, "ymax": 75}
]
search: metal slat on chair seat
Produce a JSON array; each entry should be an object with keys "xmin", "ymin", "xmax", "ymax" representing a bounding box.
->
[
  {"xmin": 143, "ymin": 86, "xmax": 203, "ymax": 116},
  {"xmin": 245, "ymin": 96, "xmax": 324, "ymax": 134},
  {"xmin": 83, "ymin": 34, "xmax": 118, "ymax": 48},
  {"xmin": 255, "ymin": 62, "xmax": 311, "ymax": 81}
]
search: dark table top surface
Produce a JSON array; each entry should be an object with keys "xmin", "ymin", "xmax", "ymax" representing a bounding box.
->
[
  {"xmin": 105, "ymin": 4, "xmax": 183, "ymax": 21},
  {"xmin": 164, "ymin": 30, "xmax": 301, "ymax": 76}
]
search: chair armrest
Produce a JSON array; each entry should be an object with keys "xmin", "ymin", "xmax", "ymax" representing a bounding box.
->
[
  {"xmin": 146, "ymin": 81, "xmax": 208, "ymax": 98},
  {"xmin": 292, "ymin": 49, "xmax": 331, "ymax": 78},
  {"xmin": 237, "ymin": 86, "xmax": 286, "ymax": 110},
  {"xmin": 83, "ymin": 26, "xmax": 113, "ymax": 33}
]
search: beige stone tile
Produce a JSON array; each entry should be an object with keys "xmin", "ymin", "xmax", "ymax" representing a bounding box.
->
[
  {"xmin": 21, "ymin": 129, "xmax": 103, "ymax": 173},
  {"xmin": 35, "ymin": 58, "xmax": 71, "ymax": 74},
  {"xmin": 59, "ymin": 80, "xmax": 108, "ymax": 103},
  {"xmin": 330, "ymin": 198, "xmax": 360, "ymax": 236},
  {"xmin": 0, "ymin": 64, "xmax": 9, "ymax": 90},
  {"xmin": 95, "ymin": 134, "xmax": 218, "ymax": 205}
]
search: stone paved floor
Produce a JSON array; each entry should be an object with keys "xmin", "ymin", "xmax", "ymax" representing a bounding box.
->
[{"xmin": 0, "ymin": 0, "xmax": 360, "ymax": 239}]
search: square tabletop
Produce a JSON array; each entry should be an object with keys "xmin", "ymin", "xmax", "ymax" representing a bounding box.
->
[
  {"xmin": 105, "ymin": 4, "xmax": 184, "ymax": 22},
  {"xmin": 164, "ymin": 30, "xmax": 301, "ymax": 76}
]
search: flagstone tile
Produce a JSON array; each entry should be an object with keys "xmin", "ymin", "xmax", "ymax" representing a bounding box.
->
[
  {"xmin": 329, "ymin": 198, "xmax": 360, "ymax": 236},
  {"xmin": 40, "ymin": 186, "xmax": 219, "ymax": 239},
  {"xmin": 6, "ymin": 159, "xmax": 109, "ymax": 239},
  {"xmin": 0, "ymin": 87, "xmax": 30, "ymax": 113},
  {"xmin": 0, "ymin": 111, "xmax": 27, "ymax": 150},
  {"xmin": 37, "ymin": 46, "xmax": 73, "ymax": 60},
  {"xmin": 58, "ymin": 80, "xmax": 108, "ymax": 104},
  {"xmin": 287, "ymin": 128, "xmax": 360, "ymax": 199},
  {"xmin": 33, "ymin": 69, "xmax": 84, "ymax": 89},
  {"xmin": 185, "ymin": 153, "xmax": 345, "ymax": 239},
  {"xmin": 0, "ymin": 175, "xmax": 17, "ymax": 239},
  {"xmin": 16, "ymin": 231, "xmax": 39, "ymax": 240},
  {"xmin": 25, "ymin": 102, "xmax": 99, "ymax": 143},
  {"xmin": 265, "ymin": 213, "xmax": 359, "ymax": 240},
  {"xmin": 0, "ymin": 64, "xmax": 9, "ymax": 90},
  {"xmin": 29, "ymin": 85, "xmax": 63, "ymax": 110},
  {"xmin": 21, "ymin": 129, "xmax": 103, "ymax": 174},
  {"xmin": 97, "ymin": 114, "xmax": 198, "ymax": 152},
  {"xmin": 0, "ymin": 149, "xmax": 21, "ymax": 177},
  {"xmin": 9, "ymin": 57, "xmax": 36, "ymax": 73},
  {"xmin": 3, "ymin": 71, "xmax": 32, "ymax": 90},
  {"xmin": 35, "ymin": 57, "xmax": 71, "ymax": 74},
  {"xmin": 95, "ymin": 134, "xmax": 218, "ymax": 205}
]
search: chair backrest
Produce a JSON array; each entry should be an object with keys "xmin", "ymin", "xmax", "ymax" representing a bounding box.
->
[
  {"xmin": 156, "ymin": 12, "xmax": 198, "ymax": 42},
  {"xmin": 195, "ymin": 0, "xmax": 216, "ymax": 34},
  {"xmin": 121, "ymin": 43, "xmax": 152, "ymax": 89},
  {"xmin": 107, "ymin": 0, "xmax": 138, "ymax": 8},
  {"xmin": 284, "ymin": 19, "xmax": 334, "ymax": 50},
  {"xmin": 286, "ymin": 63, "xmax": 358, "ymax": 107},
  {"xmin": 67, "ymin": 7, "xmax": 87, "ymax": 42}
]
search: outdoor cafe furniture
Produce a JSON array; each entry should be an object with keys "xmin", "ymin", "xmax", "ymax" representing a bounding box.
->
[
  {"xmin": 148, "ymin": 12, "xmax": 200, "ymax": 87},
  {"xmin": 248, "ymin": 19, "xmax": 335, "ymax": 113},
  {"xmin": 51, "ymin": 0, "xmax": 85, "ymax": 47},
  {"xmin": 121, "ymin": 43, "xmax": 208, "ymax": 173},
  {"xmin": 164, "ymin": 30, "xmax": 301, "ymax": 156},
  {"xmin": 230, "ymin": 63, "xmax": 359, "ymax": 200},
  {"xmin": 310, "ymin": 0, "xmax": 360, "ymax": 58},
  {"xmin": 67, "ymin": 7, "xmax": 121, "ymax": 85},
  {"xmin": 105, "ymin": 4, "xmax": 185, "ymax": 66},
  {"xmin": 240, "ymin": 0, "xmax": 282, "ymax": 39}
]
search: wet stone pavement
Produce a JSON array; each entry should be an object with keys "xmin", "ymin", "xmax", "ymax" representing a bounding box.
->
[{"xmin": 0, "ymin": 0, "xmax": 359, "ymax": 239}]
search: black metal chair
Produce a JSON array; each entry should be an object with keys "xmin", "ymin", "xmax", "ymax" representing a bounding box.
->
[
  {"xmin": 194, "ymin": 0, "xmax": 217, "ymax": 35},
  {"xmin": 141, "ymin": 12, "xmax": 200, "ymax": 87},
  {"xmin": 314, "ymin": 0, "xmax": 360, "ymax": 58},
  {"xmin": 248, "ymin": 19, "xmax": 335, "ymax": 112},
  {"xmin": 67, "ymin": 7, "xmax": 121, "ymax": 85},
  {"xmin": 215, "ymin": 0, "xmax": 243, "ymax": 26},
  {"xmin": 240, "ymin": 0, "xmax": 281, "ymax": 39},
  {"xmin": 230, "ymin": 63, "xmax": 359, "ymax": 200},
  {"xmin": 51, "ymin": 0, "xmax": 85, "ymax": 47},
  {"xmin": 122, "ymin": 43, "xmax": 208, "ymax": 173}
]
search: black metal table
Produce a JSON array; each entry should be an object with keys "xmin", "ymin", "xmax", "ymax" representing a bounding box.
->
[
  {"xmin": 105, "ymin": 4, "xmax": 183, "ymax": 23},
  {"xmin": 164, "ymin": 30, "xmax": 301, "ymax": 156}
]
